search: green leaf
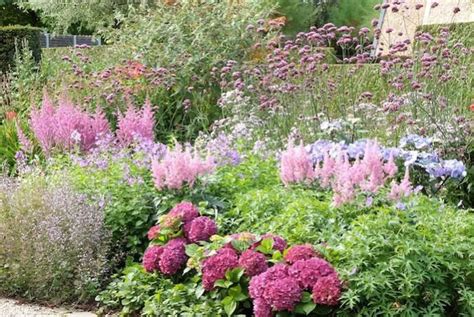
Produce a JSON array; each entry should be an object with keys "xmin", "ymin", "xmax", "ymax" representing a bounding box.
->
[
  {"xmin": 222, "ymin": 296, "xmax": 237, "ymax": 316},
  {"xmin": 231, "ymin": 239, "xmax": 251, "ymax": 253},
  {"xmin": 225, "ymin": 267, "xmax": 244, "ymax": 283},
  {"xmin": 185, "ymin": 243, "xmax": 199, "ymax": 257},
  {"xmin": 301, "ymin": 291, "xmax": 312, "ymax": 303},
  {"xmin": 294, "ymin": 302, "xmax": 317, "ymax": 315},
  {"xmin": 229, "ymin": 285, "xmax": 248, "ymax": 302},
  {"xmin": 214, "ymin": 279, "xmax": 233, "ymax": 289}
]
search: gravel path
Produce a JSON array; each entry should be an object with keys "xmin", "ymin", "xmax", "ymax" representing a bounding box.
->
[{"xmin": 0, "ymin": 298, "xmax": 96, "ymax": 317}]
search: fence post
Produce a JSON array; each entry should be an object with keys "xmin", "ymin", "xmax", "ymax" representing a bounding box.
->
[
  {"xmin": 97, "ymin": 37, "xmax": 101, "ymax": 46},
  {"xmin": 73, "ymin": 35, "xmax": 77, "ymax": 47},
  {"xmin": 45, "ymin": 32, "xmax": 50, "ymax": 48}
]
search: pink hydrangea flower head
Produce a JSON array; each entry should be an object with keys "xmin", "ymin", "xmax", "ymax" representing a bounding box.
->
[
  {"xmin": 288, "ymin": 258, "xmax": 336, "ymax": 289},
  {"xmin": 253, "ymin": 298, "xmax": 273, "ymax": 317},
  {"xmin": 168, "ymin": 201, "xmax": 199, "ymax": 224},
  {"xmin": 312, "ymin": 273, "xmax": 342, "ymax": 306},
  {"xmin": 202, "ymin": 247, "xmax": 239, "ymax": 291},
  {"xmin": 158, "ymin": 237, "xmax": 188, "ymax": 275},
  {"xmin": 147, "ymin": 225, "xmax": 160, "ymax": 240},
  {"xmin": 249, "ymin": 272, "xmax": 267, "ymax": 299},
  {"xmin": 239, "ymin": 249, "xmax": 268, "ymax": 277},
  {"xmin": 284, "ymin": 244, "xmax": 317, "ymax": 264},
  {"xmin": 184, "ymin": 216, "xmax": 217, "ymax": 243},
  {"xmin": 263, "ymin": 277, "xmax": 302, "ymax": 311},
  {"xmin": 142, "ymin": 245, "xmax": 164, "ymax": 272}
]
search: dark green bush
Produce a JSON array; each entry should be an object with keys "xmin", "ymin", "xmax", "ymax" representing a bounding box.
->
[{"xmin": 0, "ymin": 25, "xmax": 41, "ymax": 73}]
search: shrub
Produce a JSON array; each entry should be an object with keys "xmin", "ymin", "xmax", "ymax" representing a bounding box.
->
[
  {"xmin": 99, "ymin": 200, "xmax": 342, "ymax": 316},
  {"xmin": 333, "ymin": 197, "xmax": 474, "ymax": 316},
  {"xmin": 61, "ymin": 148, "xmax": 160, "ymax": 267},
  {"xmin": 0, "ymin": 25, "xmax": 41, "ymax": 73},
  {"xmin": 0, "ymin": 173, "xmax": 110, "ymax": 303}
]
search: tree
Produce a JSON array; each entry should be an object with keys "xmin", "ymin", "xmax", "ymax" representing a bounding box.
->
[{"xmin": 16, "ymin": 0, "xmax": 156, "ymax": 34}]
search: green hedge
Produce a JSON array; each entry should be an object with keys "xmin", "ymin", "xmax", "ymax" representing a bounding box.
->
[{"xmin": 0, "ymin": 25, "xmax": 42, "ymax": 73}]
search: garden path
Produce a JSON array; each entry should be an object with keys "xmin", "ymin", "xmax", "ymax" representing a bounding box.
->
[{"xmin": 0, "ymin": 298, "xmax": 96, "ymax": 317}]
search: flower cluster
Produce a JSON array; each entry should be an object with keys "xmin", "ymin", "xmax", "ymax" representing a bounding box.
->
[
  {"xmin": 248, "ymin": 244, "xmax": 341, "ymax": 316},
  {"xmin": 30, "ymin": 91, "xmax": 110, "ymax": 154},
  {"xmin": 142, "ymin": 202, "xmax": 217, "ymax": 275},
  {"xmin": 151, "ymin": 143, "xmax": 215, "ymax": 190},
  {"xmin": 193, "ymin": 227, "xmax": 341, "ymax": 316},
  {"xmin": 281, "ymin": 137, "xmax": 467, "ymax": 206},
  {"xmin": 116, "ymin": 99, "xmax": 155, "ymax": 146}
]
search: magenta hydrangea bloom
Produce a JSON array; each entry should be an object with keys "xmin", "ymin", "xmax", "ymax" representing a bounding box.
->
[
  {"xmin": 249, "ymin": 263, "xmax": 289, "ymax": 299},
  {"xmin": 263, "ymin": 277, "xmax": 302, "ymax": 311},
  {"xmin": 312, "ymin": 273, "xmax": 342, "ymax": 306},
  {"xmin": 239, "ymin": 250, "xmax": 268, "ymax": 277},
  {"xmin": 158, "ymin": 238, "xmax": 188, "ymax": 275},
  {"xmin": 168, "ymin": 201, "xmax": 199, "ymax": 224},
  {"xmin": 142, "ymin": 245, "xmax": 164, "ymax": 272},
  {"xmin": 289, "ymin": 258, "xmax": 336, "ymax": 289},
  {"xmin": 253, "ymin": 233, "xmax": 287, "ymax": 252},
  {"xmin": 147, "ymin": 225, "xmax": 160, "ymax": 240},
  {"xmin": 284, "ymin": 244, "xmax": 317, "ymax": 264},
  {"xmin": 253, "ymin": 298, "xmax": 273, "ymax": 317},
  {"xmin": 184, "ymin": 216, "xmax": 217, "ymax": 243},
  {"xmin": 202, "ymin": 247, "xmax": 239, "ymax": 291}
]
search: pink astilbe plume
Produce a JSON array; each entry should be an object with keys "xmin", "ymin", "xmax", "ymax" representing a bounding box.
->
[
  {"xmin": 15, "ymin": 123, "xmax": 32, "ymax": 153},
  {"xmin": 151, "ymin": 143, "xmax": 215, "ymax": 190},
  {"xmin": 280, "ymin": 140, "xmax": 315, "ymax": 185},
  {"xmin": 30, "ymin": 91, "xmax": 110, "ymax": 154},
  {"xmin": 117, "ymin": 98, "xmax": 155, "ymax": 146},
  {"xmin": 389, "ymin": 168, "xmax": 413, "ymax": 201},
  {"xmin": 30, "ymin": 91, "xmax": 56, "ymax": 154}
]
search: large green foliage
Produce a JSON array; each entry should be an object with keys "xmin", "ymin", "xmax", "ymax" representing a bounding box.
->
[{"xmin": 326, "ymin": 0, "xmax": 379, "ymax": 28}]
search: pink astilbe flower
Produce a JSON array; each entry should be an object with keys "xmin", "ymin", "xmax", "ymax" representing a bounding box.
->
[
  {"xmin": 202, "ymin": 247, "xmax": 239, "ymax": 291},
  {"xmin": 142, "ymin": 245, "xmax": 164, "ymax": 272},
  {"xmin": 288, "ymin": 258, "xmax": 336, "ymax": 289},
  {"xmin": 389, "ymin": 168, "xmax": 413, "ymax": 201},
  {"xmin": 147, "ymin": 225, "xmax": 160, "ymax": 240},
  {"xmin": 284, "ymin": 244, "xmax": 317, "ymax": 264},
  {"xmin": 117, "ymin": 98, "xmax": 155, "ymax": 146},
  {"xmin": 358, "ymin": 141, "xmax": 386, "ymax": 193},
  {"xmin": 239, "ymin": 250, "xmax": 268, "ymax": 277},
  {"xmin": 15, "ymin": 123, "xmax": 32, "ymax": 153},
  {"xmin": 384, "ymin": 152, "xmax": 398, "ymax": 177},
  {"xmin": 158, "ymin": 237, "xmax": 188, "ymax": 275},
  {"xmin": 280, "ymin": 140, "xmax": 315, "ymax": 185},
  {"xmin": 312, "ymin": 273, "xmax": 342, "ymax": 306},
  {"xmin": 151, "ymin": 143, "xmax": 215, "ymax": 190},
  {"xmin": 30, "ymin": 91, "xmax": 56, "ymax": 154},
  {"xmin": 30, "ymin": 91, "xmax": 110, "ymax": 154},
  {"xmin": 184, "ymin": 216, "xmax": 217, "ymax": 243}
]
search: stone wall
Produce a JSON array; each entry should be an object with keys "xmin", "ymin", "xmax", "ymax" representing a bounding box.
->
[{"xmin": 376, "ymin": 0, "xmax": 473, "ymax": 56}]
